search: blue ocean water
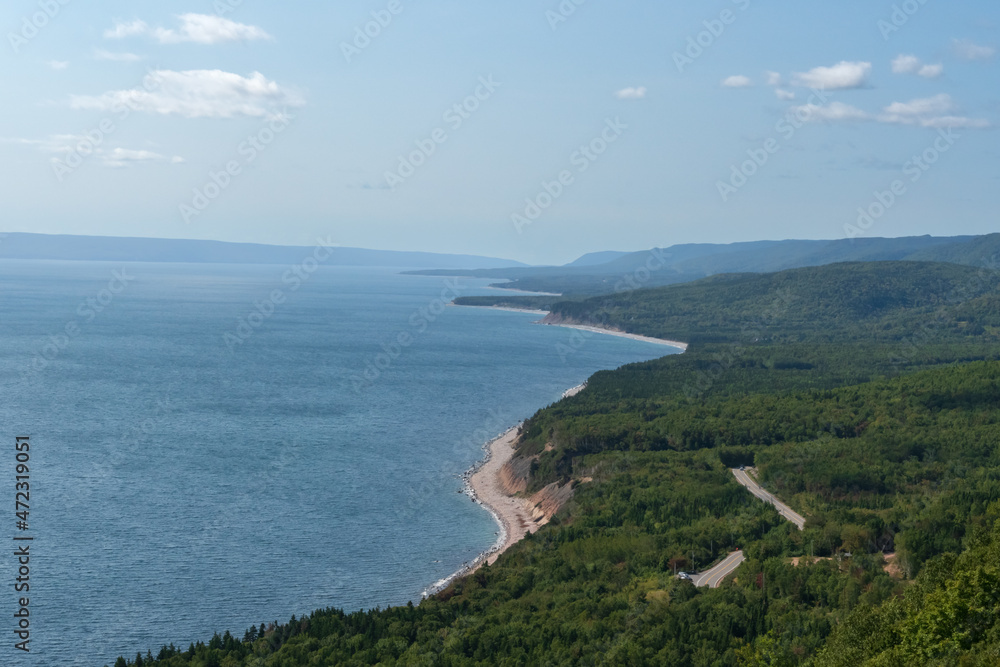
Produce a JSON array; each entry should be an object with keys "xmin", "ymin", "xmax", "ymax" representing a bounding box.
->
[{"xmin": 0, "ymin": 261, "xmax": 681, "ymax": 666}]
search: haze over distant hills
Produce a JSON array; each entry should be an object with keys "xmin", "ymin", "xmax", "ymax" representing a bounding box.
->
[
  {"xmin": 0, "ymin": 233, "xmax": 526, "ymax": 270},
  {"xmin": 414, "ymin": 234, "xmax": 999, "ymax": 295}
]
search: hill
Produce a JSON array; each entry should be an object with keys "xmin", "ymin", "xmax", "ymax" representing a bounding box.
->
[
  {"xmin": 0, "ymin": 233, "xmax": 526, "ymax": 269},
  {"xmin": 419, "ymin": 235, "xmax": 989, "ymax": 296}
]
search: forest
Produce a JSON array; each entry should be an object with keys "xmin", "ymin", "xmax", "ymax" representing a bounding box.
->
[{"xmin": 111, "ymin": 260, "xmax": 1000, "ymax": 666}]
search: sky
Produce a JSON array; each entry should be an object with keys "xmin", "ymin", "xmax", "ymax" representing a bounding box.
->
[{"xmin": 1, "ymin": 0, "xmax": 997, "ymax": 265}]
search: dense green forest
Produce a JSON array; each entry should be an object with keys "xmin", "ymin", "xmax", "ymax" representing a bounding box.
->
[{"xmin": 112, "ymin": 260, "xmax": 1000, "ymax": 666}]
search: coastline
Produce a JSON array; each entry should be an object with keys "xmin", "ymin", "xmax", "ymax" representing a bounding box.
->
[
  {"xmin": 454, "ymin": 304, "xmax": 550, "ymax": 316},
  {"xmin": 422, "ymin": 312, "xmax": 688, "ymax": 599},
  {"xmin": 542, "ymin": 322, "xmax": 689, "ymax": 351},
  {"xmin": 423, "ymin": 425, "xmax": 537, "ymax": 597},
  {"xmin": 454, "ymin": 303, "xmax": 689, "ymax": 351}
]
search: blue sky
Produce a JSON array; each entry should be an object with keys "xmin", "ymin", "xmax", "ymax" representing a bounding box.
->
[{"xmin": 1, "ymin": 0, "xmax": 997, "ymax": 265}]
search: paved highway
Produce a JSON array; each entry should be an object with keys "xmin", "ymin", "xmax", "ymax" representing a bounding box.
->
[
  {"xmin": 732, "ymin": 468, "xmax": 806, "ymax": 530},
  {"xmin": 692, "ymin": 550, "xmax": 745, "ymax": 588}
]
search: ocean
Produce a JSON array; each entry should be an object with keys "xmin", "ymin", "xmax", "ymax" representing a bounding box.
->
[{"xmin": 0, "ymin": 261, "xmax": 680, "ymax": 666}]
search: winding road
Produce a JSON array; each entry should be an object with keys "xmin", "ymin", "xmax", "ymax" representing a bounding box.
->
[
  {"xmin": 692, "ymin": 550, "xmax": 746, "ymax": 588},
  {"xmin": 687, "ymin": 468, "xmax": 807, "ymax": 588},
  {"xmin": 732, "ymin": 468, "xmax": 806, "ymax": 530}
]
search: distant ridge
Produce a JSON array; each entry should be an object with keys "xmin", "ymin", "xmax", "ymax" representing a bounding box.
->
[
  {"xmin": 409, "ymin": 234, "xmax": 994, "ymax": 295},
  {"xmin": 0, "ymin": 233, "xmax": 527, "ymax": 269},
  {"xmin": 565, "ymin": 251, "xmax": 631, "ymax": 267}
]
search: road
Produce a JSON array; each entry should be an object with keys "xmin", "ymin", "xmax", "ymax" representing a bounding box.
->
[
  {"xmin": 691, "ymin": 550, "xmax": 745, "ymax": 588},
  {"xmin": 732, "ymin": 468, "xmax": 806, "ymax": 530}
]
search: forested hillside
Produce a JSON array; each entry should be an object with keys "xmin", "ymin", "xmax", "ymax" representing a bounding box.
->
[{"xmin": 112, "ymin": 260, "xmax": 1000, "ymax": 666}]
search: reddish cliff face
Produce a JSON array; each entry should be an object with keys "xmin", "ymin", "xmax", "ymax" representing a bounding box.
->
[
  {"xmin": 498, "ymin": 455, "xmax": 532, "ymax": 495},
  {"xmin": 527, "ymin": 482, "xmax": 575, "ymax": 525},
  {"xmin": 498, "ymin": 448, "xmax": 575, "ymax": 526}
]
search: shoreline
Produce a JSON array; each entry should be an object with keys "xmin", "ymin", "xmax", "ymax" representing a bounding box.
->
[
  {"xmin": 422, "ymin": 312, "xmax": 688, "ymax": 599},
  {"xmin": 542, "ymin": 322, "xmax": 689, "ymax": 351},
  {"xmin": 453, "ymin": 304, "xmax": 550, "ymax": 316},
  {"xmin": 423, "ymin": 424, "xmax": 536, "ymax": 597},
  {"xmin": 454, "ymin": 303, "xmax": 689, "ymax": 351}
]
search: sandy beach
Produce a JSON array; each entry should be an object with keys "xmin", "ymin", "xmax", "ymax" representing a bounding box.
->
[
  {"xmin": 466, "ymin": 426, "xmax": 539, "ymax": 566},
  {"xmin": 454, "ymin": 303, "xmax": 689, "ymax": 350},
  {"xmin": 423, "ymin": 426, "xmax": 538, "ymax": 597},
  {"xmin": 543, "ymin": 322, "xmax": 689, "ymax": 351},
  {"xmin": 455, "ymin": 304, "xmax": 550, "ymax": 316},
  {"xmin": 422, "ymin": 318, "xmax": 687, "ymax": 598}
]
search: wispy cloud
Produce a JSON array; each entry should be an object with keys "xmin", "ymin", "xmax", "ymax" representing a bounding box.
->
[
  {"xmin": 105, "ymin": 14, "xmax": 272, "ymax": 45},
  {"xmin": 789, "ymin": 94, "xmax": 990, "ymax": 129},
  {"xmin": 765, "ymin": 71, "xmax": 782, "ymax": 87},
  {"xmin": 721, "ymin": 75, "xmax": 752, "ymax": 88},
  {"xmin": 69, "ymin": 69, "xmax": 304, "ymax": 119},
  {"xmin": 101, "ymin": 148, "xmax": 184, "ymax": 168},
  {"xmin": 791, "ymin": 61, "xmax": 871, "ymax": 90},
  {"xmin": 775, "ymin": 89, "xmax": 795, "ymax": 101},
  {"xmin": 94, "ymin": 50, "xmax": 143, "ymax": 62},
  {"xmin": 792, "ymin": 102, "xmax": 870, "ymax": 123},
  {"xmin": 878, "ymin": 94, "xmax": 989, "ymax": 128},
  {"xmin": 614, "ymin": 86, "xmax": 647, "ymax": 100},
  {"xmin": 953, "ymin": 39, "xmax": 995, "ymax": 61},
  {"xmin": 104, "ymin": 19, "xmax": 148, "ymax": 39},
  {"xmin": 1, "ymin": 135, "xmax": 184, "ymax": 168},
  {"xmin": 892, "ymin": 54, "xmax": 943, "ymax": 78},
  {"xmin": 48, "ymin": 60, "xmax": 69, "ymax": 70}
]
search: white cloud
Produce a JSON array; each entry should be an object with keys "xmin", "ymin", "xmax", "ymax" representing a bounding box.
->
[
  {"xmin": 105, "ymin": 14, "xmax": 272, "ymax": 45},
  {"xmin": 104, "ymin": 19, "xmax": 149, "ymax": 39},
  {"xmin": 69, "ymin": 69, "xmax": 304, "ymax": 119},
  {"xmin": 918, "ymin": 64, "xmax": 943, "ymax": 78},
  {"xmin": 893, "ymin": 55, "xmax": 943, "ymax": 78},
  {"xmin": 2, "ymin": 135, "xmax": 184, "ymax": 167},
  {"xmin": 791, "ymin": 94, "xmax": 990, "ymax": 129},
  {"xmin": 892, "ymin": 54, "xmax": 920, "ymax": 74},
  {"xmin": 791, "ymin": 102, "xmax": 870, "ymax": 122},
  {"xmin": 765, "ymin": 71, "xmax": 782, "ymax": 86},
  {"xmin": 882, "ymin": 94, "xmax": 955, "ymax": 118},
  {"xmin": 615, "ymin": 86, "xmax": 647, "ymax": 100},
  {"xmin": 878, "ymin": 94, "xmax": 989, "ymax": 128},
  {"xmin": 953, "ymin": 39, "xmax": 995, "ymax": 60},
  {"xmin": 775, "ymin": 89, "xmax": 796, "ymax": 101},
  {"xmin": 100, "ymin": 148, "xmax": 184, "ymax": 168},
  {"xmin": 48, "ymin": 60, "xmax": 69, "ymax": 70},
  {"xmin": 721, "ymin": 75, "xmax": 752, "ymax": 88},
  {"xmin": 791, "ymin": 61, "xmax": 871, "ymax": 90},
  {"xmin": 94, "ymin": 50, "xmax": 143, "ymax": 62}
]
